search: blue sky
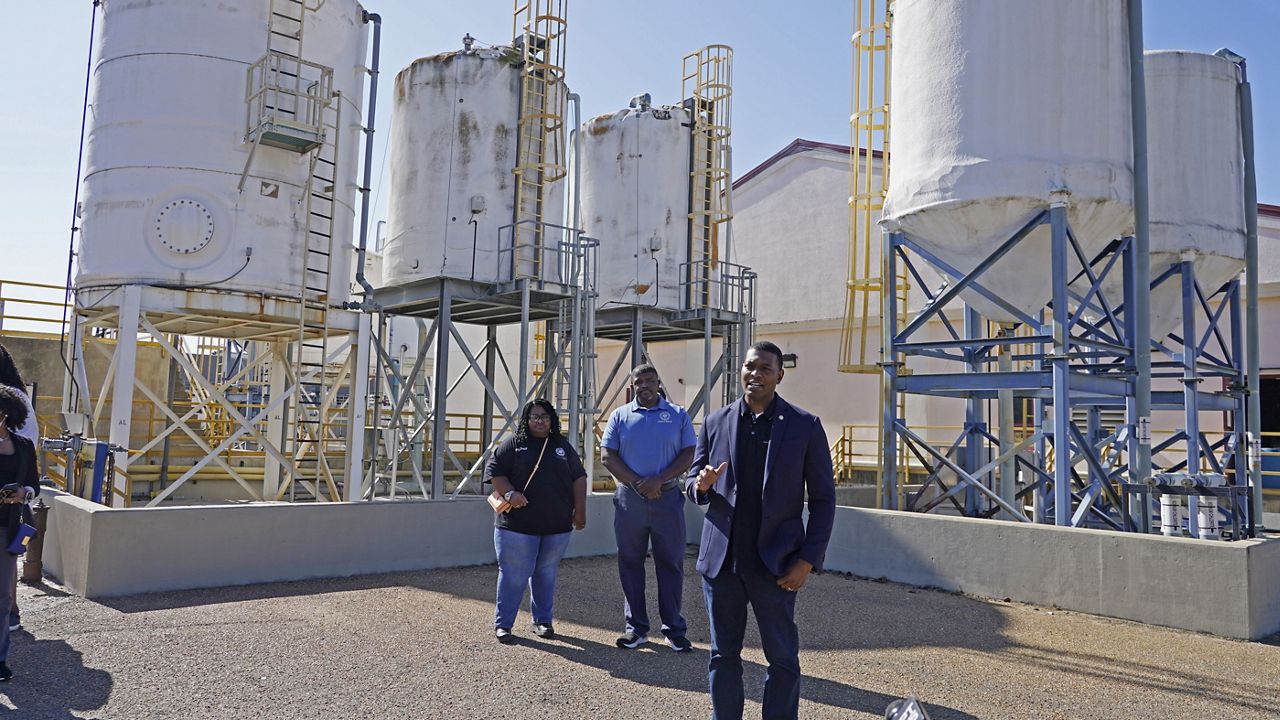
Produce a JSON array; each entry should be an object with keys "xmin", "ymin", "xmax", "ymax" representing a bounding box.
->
[{"xmin": 2, "ymin": 0, "xmax": 1276, "ymax": 287}]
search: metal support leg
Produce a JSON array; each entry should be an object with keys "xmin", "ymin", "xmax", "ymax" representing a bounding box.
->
[
  {"xmin": 431, "ymin": 284, "xmax": 452, "ymax": 499},
  {"xmin": 997, "ymin": 324, "xmax": 1018, "ymax": 520},
  {"xmin": 964, "ymin": 307, "xmax": 984, "ymax": 516},
  {"xmin": 344, "ymin": 312, "xmax": 372, "ymax": 501},
  {"xmin": 482, "ymin": 326, "xmax": 497, "ymax": 468},
  {"xmin": 1050, "ymin": 204, "xmax": 1072, "ymax": 526},
  {"xmin": 1033, "ymin": 310, "xmax": 1048, "ymax": 524},
  {"xmin": 1180, "ymin": 260, "xmax": 1203, "ymax": 538},
  {"xmin": 518, "ymin": 279, "xmax": 530, "ymax": 405},
  {"xmin": 1122, "ymin": 238, "xmax": 1149, "ymax": 532},
  {"xmin": 630, "ymin": 308, "xmax": 646, "ymax": 371},
  {"xmin": 1229, "ymin": 280, "xmax": 1250, "ymax": 536},
  {"xmin": 107, "ymin": 286, "xmax": 142, "ymax": 508},
  {"xmin": 264, "ymin": 341, "xmax": 289, "ymax": 499},
  {"xmin": 881, "ymin": 231, "xmax": 901, "ymax": 511}
]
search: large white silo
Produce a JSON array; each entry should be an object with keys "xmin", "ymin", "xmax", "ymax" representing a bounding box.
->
[
  {"xmin": 882, "ymin": 0, "xmax": 1134, "ymax": 322},
  {"xmin": 76, "ymin": 0, "xmax": 368, "ymax": 308},
  {"xmin": 382, "ymin": 46, "xmax": 566, "ymax": 288},
  {"xmin": 1144, "ymin": 51, "xmax": 1246, "ymax": 340},
  {"xmin": 579, "ymin": 101, "xmax": 692, "ymax": 311}
]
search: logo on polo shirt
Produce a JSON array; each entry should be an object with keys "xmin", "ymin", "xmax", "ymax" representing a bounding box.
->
[
  {"xmin": 659, "ymin": 411, "xmax": 672, "ymax": 423},
  {"xmin": 556, "ymin": 447, "xmax": 566, "ymax": 458}
]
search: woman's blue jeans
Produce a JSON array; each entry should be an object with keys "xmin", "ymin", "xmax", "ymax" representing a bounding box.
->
[{"xmin": 493, "ymin": 527, "xmax": 572, "ymax": 630}]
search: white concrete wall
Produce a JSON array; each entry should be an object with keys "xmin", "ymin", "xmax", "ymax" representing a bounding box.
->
[
  {"xmin": 824, "ymin": 507, "xmax": 1280, "ymax": 641},
  {"xmin": 42, "ymin": 490, "xmax": 1280, "ymax": 640},
  {"xmin": 42, "ymin": 490, "xmax": 706, "ymax": 599}
]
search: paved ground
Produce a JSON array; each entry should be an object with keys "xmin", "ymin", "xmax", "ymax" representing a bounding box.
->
[{"xmin": 4, "ymin": 552, "xmax": 1278, "ymax": 719}]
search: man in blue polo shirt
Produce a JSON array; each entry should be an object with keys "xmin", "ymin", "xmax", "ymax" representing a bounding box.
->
[{"xmin": 601, "ymin": 363, "xmax": 697, "ymax": 651}]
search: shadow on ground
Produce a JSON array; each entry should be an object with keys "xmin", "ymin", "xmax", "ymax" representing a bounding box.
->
[{"xmin": 0, "ymin": 632, "xmax": 112, "ymax": 718}]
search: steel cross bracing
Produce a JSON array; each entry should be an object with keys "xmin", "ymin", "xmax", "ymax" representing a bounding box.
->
[
  {"xmin": 881, "ymin": 207, "xmax": 1140, "ymax": 529},
  {"xmin": 881, "ymin": 206, "xmax": 1256, "ymax": 538},
  {"xmin": 59, "ymin": 285, "xmax": 369, "ymax": 507},
  {"xmin": 1120, "ymin": 262, "xmax": 1254, "ymax": 539},
  {"xmin": 363, "ymin": 235, "xmax": 598, "ymax": 501}
]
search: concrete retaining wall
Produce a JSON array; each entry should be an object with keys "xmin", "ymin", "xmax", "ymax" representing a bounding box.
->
[
  {"xmin": 823, "ymin": 507, "xmax": 1280, "ymax": 641},
  {"xmin": 42, "ymin": 490, "xmax": 705, "ymax": 599},
  {"xmin": 40, "ymin": 494, "xmax": 1280, "ymax": 640}
]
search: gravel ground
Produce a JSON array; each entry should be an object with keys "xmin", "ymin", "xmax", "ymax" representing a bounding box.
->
[{"xmin": 4, "ymin": 552, "xmax": 1278, "ymax": 719}]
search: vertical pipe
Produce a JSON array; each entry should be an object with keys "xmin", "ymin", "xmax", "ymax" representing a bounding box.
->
[
  {"xmin": 367, "ymin": 312, "xmax": 386, "ymax": 496},
  {"xmin": 1242, "ymin": 70, "xmax": 1262, "ymax": 531},
  {"xmin": 431, "ymin": 284, "xmax": 452, "ymax": 499},
  {"xmin": 1127, "ymin": 0, "xmax": 1154, "ymax": 498},
  {"xmin": 565, "ymin": 92, "xmax": 583, "ymax": 451},
  {"xmin": 1229, "ymin": 280, "xmax": 1249, "ymax": 536},
  {"xmin": 1050, "ymin": 203, "xmax": 1072, "ymax": 526},
  {"xmin": 1212, "ymin": 50, "xmax": 1262, "ymax": 528},
  {"xmin": 881, "ymin": 231, "xmax": 900, "ymax": 510},
  {"xmin": 353, "ymin": 12, "xmax": 382, "ymax": 300},
  {"xmin": 1180, "ymin": 260, "xmax": 1202, "ymax": 537},
  {"xmin": 518, "ymin": 279, "xmax": 530, "ymax": 404}
]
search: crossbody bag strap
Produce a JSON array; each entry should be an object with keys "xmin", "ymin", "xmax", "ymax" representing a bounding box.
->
[{"xmin": 522, "ymin": 437, "xmax": 551, "ymax": 493}]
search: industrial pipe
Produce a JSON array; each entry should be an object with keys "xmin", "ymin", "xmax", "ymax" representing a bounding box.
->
[
  {"xmin": 1214, "ymin": 48, "xmax": 1262, "ymax": 532},
  {"xmin": 1127, "ymin": 0, "xmax": 1154, "ymax": 531},
  {"xmin": 352, "ymin": 10, "xmax": 382, "ymax": 307},
  {"xmin": 20, "ymin": 498, "xmax": 50, "ymax": 584},
  {"xmin": 566, "ymin": 92, "xmax": 583, "ymax": 448}
]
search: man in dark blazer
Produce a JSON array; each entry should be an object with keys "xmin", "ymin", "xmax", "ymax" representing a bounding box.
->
[{"xmin": 685, "ymin": 340, "xmax": 836, "ymax": 720}]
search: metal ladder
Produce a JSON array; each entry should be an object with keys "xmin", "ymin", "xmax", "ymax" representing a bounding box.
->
[
  {"xmin": 284, "ymin": 97, "xmax": 344, "ymax": 502},
  {"xmin": 269, "ymin": 0, "xmax": 306, "ymax": 61},
  {"xmin": 840, "ymin": 0, "xmax": 897, "ymax": 375},
  {"xmin": 511, "ymin": 0, "xmax": 568, "ymax": 280},
  {"xmin": 681, "ymin": 45, "xmax": 733, "ymax": 310},
  {"xmin": 256, "ymin": 0, "xmax": 346, "ymax": 501}
]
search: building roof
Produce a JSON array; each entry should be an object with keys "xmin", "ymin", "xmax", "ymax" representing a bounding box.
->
[
  {"xmin": 733, "ymin": 139, "xmax": 878, "ymax": 190},
  {"xmin": 734, "ymin": 139, "xmax": 1280, "ymax": 220}
]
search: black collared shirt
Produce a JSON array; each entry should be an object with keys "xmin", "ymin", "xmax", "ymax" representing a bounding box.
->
[
  {"xmin": 486, "ymin": 434, "xmax": 585, "ymax": 536},
  {"xmin": 729, "ymin": 397, "xmax": 776, "ymax": 573}
]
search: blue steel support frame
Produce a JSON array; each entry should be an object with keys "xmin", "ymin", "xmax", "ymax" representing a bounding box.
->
[
  {"xmin": 881, "ymin": 201, "xmax": 1161, "ymax": 532},
  {"xmin": 1114, "ymin": 255, "xmax": 1250, "ymax": 538},
  {"xmin": 1049, "ymin": 203, "xmax": 1074, "ymax": 526},
  {"xmin": 881, "ymin": 230, "xmax": 901, "ymax": 510}
]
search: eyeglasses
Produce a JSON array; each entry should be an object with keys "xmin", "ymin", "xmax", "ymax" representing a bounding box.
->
[{"xmin": 528, "ymin": 413, "xmax": 552, "ymax": 422}]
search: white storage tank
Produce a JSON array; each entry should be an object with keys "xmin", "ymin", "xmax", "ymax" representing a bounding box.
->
[
  {"xmin": 382, "ymin": 46, "xmax": 566, "ymax": 288},
  {"xmin": 579, "ymin": 99, "xmax": 692, "ymax": 311},
  {"xmin": 76, "ymin": 0, "xmax": 368, "ymax": 307},
  {"xmin": 882, "ymin": 0, "xmax": 1134, "ymax": 322},
  {"xmin": 1143, "ymin": 51, "xmax": 1246, "ymax": 340}
]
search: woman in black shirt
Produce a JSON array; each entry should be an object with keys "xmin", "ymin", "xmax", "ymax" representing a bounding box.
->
[
  {"xmin": 0, "ymin": 385, "xmax": 40, "ymax": 681},
  {"xmin": 486, "ymin": 399, "xmax": 587, "ymax": 644}
]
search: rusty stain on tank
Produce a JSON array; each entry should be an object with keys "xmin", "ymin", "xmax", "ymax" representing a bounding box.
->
[{"xmin": 456, "ymin": 111, "xmax": 478, "ymax": 165}]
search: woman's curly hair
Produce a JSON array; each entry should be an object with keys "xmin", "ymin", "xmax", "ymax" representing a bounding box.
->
[
  {"xmin": 0, "ymin": 385, "xmax": 29, "ymax": 432},
  {"xmin": 514, "ymin": 398, "xmax": 561, "ymax": 445}
]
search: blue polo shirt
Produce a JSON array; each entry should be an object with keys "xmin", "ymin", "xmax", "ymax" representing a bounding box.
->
[{"xmin": 601, "ymin": 397, "xmax": 697, "ymax": 488}]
